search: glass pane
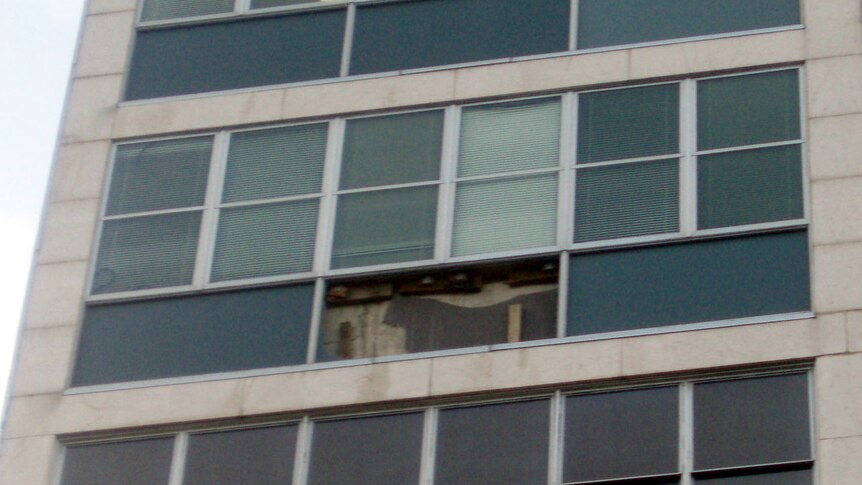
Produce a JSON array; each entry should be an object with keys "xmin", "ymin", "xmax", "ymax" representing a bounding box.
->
[
  {"xmin": 578, "ymin": 84, "xmax": 679, "ymax": 163},
  {"xmin": 575, "ymin": 159, "xmax": 679, "ymax": 242},
  {"xmin": 126, "ymin": 11, "xmax": 346, "ymax": 100},
  {"xmin": 60, "ymin": 438, "xmax": 174, "ymax": 485},
  {"xmin": 141, "ymin": 0, "xmax": 234, "ymax": 21},
  {"xmin": 340, "ymin": 111, "xmax": 444, "ymax": 189},
  {"xmin": 698, "ymin": 145, "xmax": 802, "ymax": 229},
  {"xmin": 92, "ymin": 211, "xmax": 201, "ymax": 294},
  {"xmin": 107, "ymin": 137, "xmax": 212, "ymax": 216},
  {"xmin": 211, "ymin": 200, "xmax": 319, "ymax": 282},
  {"xmin": 251, "ymin": 0, "xmax": 327, "ymax": 8},
  {"xmin": 578, "ymin": 0, "xmax": 800, "ymax": 49},
  {"xmin": 564, "ymin": 387, "xmax": 679, "ymax": 482},
  {"xmin": 332, "ymin": 186, "xmax": 437, "ymax": 269},
  {"xmin": 435, "ymin": 400, "xmax": 550, "ymax": 485},
  {"xmin": 350, "ymin": 0, "xmax": 569, "ymax": 75},
  {"xmin": 695, "ymin": 469, "xmax": 812, "ymax": 485},
  {"xmin": 223, "ymin": 124, "xmax": 327, "ymax": 203},
  {"xmin": 308, "ymin": 413, "xmax": 424, "ymax": 485},
  {"xmin": 318, "ymin": 259, "xmax": 558, "ymax": 361},
  {"xmin": 567, "ymin": 231, "xmax": 811, "ymax": 336},
  {"xmin": 694, "ymin": 374, "xmax": 811, "ymax": 470},
  {"xmin": 459, "ymin": 98, "xmax": 561, "ymax": 177},
  {"xmin": 453, "ymin": 174, "xmax": 557, "ymax": 257},
  {"xmin": 698, "ymin": 70, "xmax": 800, "ymax": 150},
  {"xmin": 184, "ymin": 426, "xmax": 298, "ymax": 485},
  {"xmin": 72, "ymin": 284, "xmax": 314, "ymax": 386}
]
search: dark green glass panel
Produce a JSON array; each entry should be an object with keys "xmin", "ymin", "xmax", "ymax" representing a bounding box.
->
[
  {"xmin": 350, "ymin": 0, "xmax": 569, "ymax": 75},
  {"xmin": 695, "ymin": 469, "xmax": 812, "ymax": 485},
  {"xmin": 694, "ymin": 374, "xmax": 811, "ymax": 470},
  {"xmin": 578, "ymin": 84, "xmax": 679, "ymax": 164},
  {"xmin": 565, "ymin": 387, "xmax": 679, "ymax": 482},
  {"xmin": 578, "ymin": 0, "xmax": 800, "ymax": 49},
  {"xmin": 126, "ymin": 11, "xmax": 345, "ymax": 100},
  {"xmin": 60, "ymin": 438, "xmax": 174, "ymax": 485},
  {"xmin": 184, "ymin": 426, "xmax": 298, "ymax": 485},
  {"xmin": 340, "ymin": 111, "xmax": 444, "ymax": 189},
  {"xmin": 308, "ymin": 413, "xmax": 424, "ymax": 485},
  {"xmin": 698, "ymin": 70, "xmax": 800, "ymax": 150},
  {"xmin": 698, "ymin": 145, "xmax": 803, "ymax": 229},
  {"xmin": 435, "ymin": 400, "xmax": 550, "ymax": 485},
  {"xmin": 72, "ymin": 284, "xmax": 314, "ymax": 386},
  {"xmin": 567, "ymin": 231, "xmax": 810, "ymax": 336}
]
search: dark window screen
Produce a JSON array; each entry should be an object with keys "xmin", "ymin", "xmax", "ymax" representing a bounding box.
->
[
  {"xmin": 578, "ymin": 0, "xmax": 800, "ymax": 49},
  {"xmin": 350, "ymin": 0, "xmax": 570, "ymax": 75},
  {"xmin": 567, "ymin": 231, "xmax": 811, "ymax": 336},
  {"xmin": 61, "ymin": 438, "xmax": 174, "ymax": 485},
  {"xmin": 72, "ymin": 284, "xmax": 314, "ymax": 386},
  {"xmin": 126, "ymin": 10, "xmax": 346, "ymax": 100},
  {"xmin": 308, "ymin": 413, "xmax": 424, "ymax": 485},
  {"xmin": 184, "ymin": 425, "xmax": 298, "ymax": 485},
  {"xmin": 435, "ymin": 400, "xmax": 550, "ymax": 485}
]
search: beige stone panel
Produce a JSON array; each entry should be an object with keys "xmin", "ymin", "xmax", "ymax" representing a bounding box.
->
[
  {"xmin": 11, "ymin": 326, "xmax": 78, "ymax": 397},
  {"xmin": 630, "ymin": 30, "xmax": 805, "ymax": 80},
  {"xmin": 811, "ymin": 177, "xmax": 862, "ymax": 245},
  {"xmin": 621, "ymin": 316, "xmax": 845, "ymax": 376},
  {"xmin": 89, "ymin": 0, "xmax": 138, "ymax": 14},
  {"xmin": 812, "ymin": 242, "xmax": 862, "ymax": 313},
  {"xmin": 36, "ymin": 199, "xmax": 100, "ymax": 265},
  {"xmin": 242, "ymin": 360, "xmax": 432, "ymax": 415},
  {"xmin": 429, "ymin": 340, "xmax": 623, "ymax": 396},
  {"xmin": 0, "ymin": 436, "xmax": 58, "ymax": 485},
  {"xmin": 849, "ymin": 311, "xmax": 862, "ymax": 352},
  {"xmin": 62, "ymin": 75, "xmax": 123, "ymax": 143},
  {"xmin": 808, "ymin": 113, "xmax": 862, "ymax": 180},
  {"xmin": 454, "ymin": 51, "xmax": 629, "ymax": 100},
  {"xmin": 819, "ymin": 436, "xmax": 862, "ymax": 485},
  {"xmin": 815, "ymin": 353, "xmax": 862, "ymax": 439},
  {"xmin": 808, "ymin": 55, "xmax": 862, "ymax": 118},
  {"xmin": 4, "ymin": 380, "xmax": 245, "ymax": 438},
  {"xmin": 52, "ymin": 141, "xmax": 110, "ymax": 203},
  {"xmin": 25, "ymin": 262, "xmax": 88, "ymax": 328},
  {"xmin": 75, "ymin": 11, "xmax": 136, "ymax": 77},
  {"xmin": 804, "ymin": 0, "xmax": 862, "ymax": 59},
  {"xmin": 113, "ymin": 89, "xmax": 284, "ymax": 138},
  {"xmin": 282, "ymin": 70, "xmax": 456, "ymax": 120}
]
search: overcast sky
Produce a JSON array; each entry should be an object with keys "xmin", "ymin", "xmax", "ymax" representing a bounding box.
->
[{"xmin": 0, "ymin": 0, "xmax": 87, "ymax": 424}]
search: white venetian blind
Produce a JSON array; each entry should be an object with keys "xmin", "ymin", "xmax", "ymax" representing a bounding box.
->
[{"xmin": 140, "ymin": 0, "xmax": 234, "ymax": 21}]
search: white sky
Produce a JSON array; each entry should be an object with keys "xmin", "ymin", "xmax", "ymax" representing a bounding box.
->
[{"xmin": 0, "ymin": 0, "xmax": 87, "ymax": 426}]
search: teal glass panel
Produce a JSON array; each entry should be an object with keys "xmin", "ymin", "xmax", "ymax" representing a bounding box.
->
[
  {"xmin": 60, "ymin": 439, "xmax": 174, "ymax": 485},
  {"xmin": 698, "ymin": 145, "xmax": 803, "ymax": 229},
  {"xmin": 578, "ymin": 84, "xmax": 679, "ymax": 164},
  {"xmin": 72, "ymin": 284, "xmax": 314, "ymax": 386},
  {"xmin": 141, "ymin": 0, "xmax": 233, "ymax": 21},
  {"xmin": 578, "ymin": 0, "xmax": 800, "ymax": 49},
  {"xmin": 698, "ymin": 70, "xmax": 800, "ymax": 150},
  {"xmin": 340, "ymin": 111, "xmax": 444, "ymax": 189}
]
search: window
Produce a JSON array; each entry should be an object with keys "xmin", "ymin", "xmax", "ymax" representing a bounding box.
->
[
  {"xmin": 60, "ymin": 372, "xmax": 814, "ymax": 485},
  {"xmin": 127, "ymin": 0, "xmax": 801, "ymax": 100},
  {"xmin": 79, "ymin": 69, "xmax": 808, "ymax": 386}
]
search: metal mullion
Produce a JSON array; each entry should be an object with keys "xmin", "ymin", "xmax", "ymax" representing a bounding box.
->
[
  {"xmin": 314, "ymin": 119, "xmax": 344, "ymax": 275},
  {"xmin": 305, "ymin": 278, "xmax": 326, "ymax": 364},
  {"xmin": 292, "ymin": 417, "xmax": 313, "ymax": 485},
  {"xmin": 235, "ymin": 0, "xmax": 251, "ymax": 14},
  {"xmin": 575, "ymin": 153, "xmax": 684, "ymax": 170},
  {"xmin": 694, "ymin": 138, "xmax": 804, "ymax": 157},
  {"xmin": 560, "ymin": 91, "xmax": 577, "ymax": 249},
  {"xmin": 680, "ymin": 382, "xmax": 694, "ymax": 485},
  {"xmin": 167, "ymin": 433, "xmax": 189, "ymax": 485},
  {"xmin": 335, "ymin": 178, "xmax": 441, "ymax": 195},
  {"xmin": 419, "ymin": 407, "xmax": 439, "ymax": 485},
  {"xmin": 193, "ymin": 131, "xmax": 230, "ymax": 288},
  {"xmin": 797, "ymin": 66, "xmax": 811, "ymax": 224},
  {"xmin": 549, "ymin": 390, "xmax": 565, "ymax": 485},
  {"xmin": 437, "ymin": 105, "xmax": 460, "ymax": 262},
  {"xmin": 680, "ymin": 79, "xmax": 697, "ymax": 236},
  {"xmin": 101, "ymin": 205, "xmax": 207, "ymax": 221},
  {"xmin": 454, "ymin": 165, "xmax": 561, "ymax": 184},
  {"xmin": 218, "ymin": 192, "xmax": 323, "ymax": 210},
  {"xmin": 556, "ymin": 252, "xmax": 569, "ymax": 339},
  {"xmin": 569, "ymin": 0, "xmax": 579, "ymax": 51},
  {"xmin": 339, "ymin": 3, "xmax": 357, "ymax": 77}
]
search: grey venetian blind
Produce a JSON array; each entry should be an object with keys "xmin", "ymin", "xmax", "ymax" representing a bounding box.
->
[{"xmin": 140, "ymin": 0, "xmax": 234, "ymax": 21}]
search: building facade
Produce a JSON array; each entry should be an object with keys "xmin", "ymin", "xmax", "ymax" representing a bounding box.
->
[{"xmin": 2, "ymin": 0, "xmax": 862, "ymax": 483}]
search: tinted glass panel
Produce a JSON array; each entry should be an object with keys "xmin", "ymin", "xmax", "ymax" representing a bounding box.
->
[
  {"xmin": 694, "ymin": 374, "xmax": 811, "ymax": 470},
  {"xmin": 184, "ymin": 426, "xmax": 298, "ymax": 485},
  {"xmin": 126, "ymin": 11, "xmax": 345, "ymax": 100},
  {"xmin": 695, "ymin": 469, "xmax": 812, "ymax": 485},
  {"xmin": 351, "ymin": 0, "xmax": 569, "ymax": 75},
  {"xmin": 567, "ymin": 231, "xmax": 811, "ymax": 336},
  {"xmin": 332, "ymin": 186, "xmax": 437, "ymax": 269},
  {"xmin": 698, "ymin": 70, "xmax": 800, "ymax": 150},
  {"xmin": 252, "ymin": 0, "xmax": 327, "ymax": 8},
  {"xmin": 72, "ymin": 284, "xmax": 314, "ymax": 386},
  {"xmin": 107, "ymin": 137, "xmax": 212, "ymax": 216},
  {"xmin": 340, "ymin": 111, "xmax": 443, "ymax": 189},
  {"xmin": 578, "ymin": 84, "xmax": 679, "ymax": 164},
  {"xmin": 141, "ymin": 0, "xmax": 233, "ymax": 21},
  {"xmin": 698, "ymin": 145, "xmax": 803, "ymax": 229},
  {"xmin": 308, "ymin": 413, "xmax": 423, "ymax": 485},
  {"xmin": 578, "ymin": 0, "xmax": 800, "ymax": 49},
  {"xmin": 436, "ymin": 400, "xmax": 550, "ymax": 485},
  {"xmin": 564, "ymin": 387, "xmax": 679, "ymax": 482},
  {"xmin": 61, "ymin": 438, "xmax": 174, "ymax": 485}
]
